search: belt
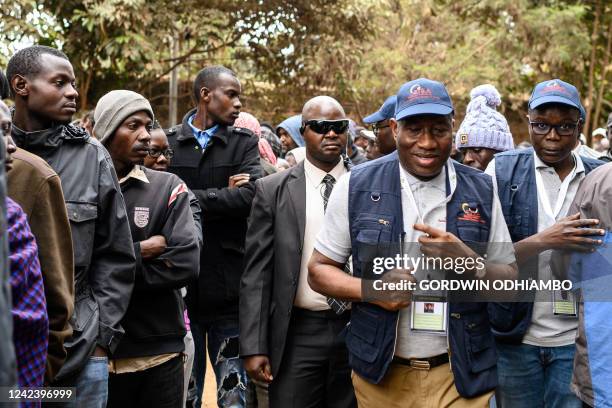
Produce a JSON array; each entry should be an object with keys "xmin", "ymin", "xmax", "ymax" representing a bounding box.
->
[
  {"xmin": 392, "ymin": 353, "xmax": 449, "ymax": 370},
  {"xmin": 292, "ymin": 307, "xmax": 350, "ymax": 320}
]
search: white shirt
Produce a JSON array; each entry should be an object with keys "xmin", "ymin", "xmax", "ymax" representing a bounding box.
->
[
  {"xmin": 316, "ymin": 161, "xmax": 514, "ymax": 358},
  {"xmin": 485, "ymin": 151, "xmax": 585, "ymax": 346},
  {"xmin": 294, "ymin": 158, "xmax": 347, "ymax": 311}
]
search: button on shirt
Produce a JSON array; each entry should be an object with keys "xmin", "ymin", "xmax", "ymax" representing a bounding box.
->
[
  {"xmin": 316, "ymin": 161, "xmax": 514, "ymax": 358},
  {"xmin": 293, "ymin": 158, "xmax": 347, "ymax": 311},
  {"xmin": 486, "ymin": 151, "xmax": 584, "ymax": 347},
  {"xmin": 188, "ymin": 114, "xmax": 219, "ymax": 150}
]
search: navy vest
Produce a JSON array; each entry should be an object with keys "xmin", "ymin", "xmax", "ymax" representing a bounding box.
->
[
  {"xmin": 346, "ymin": 151, "xmax": 497, "ymax": 398},
  {"xmin": 489, "ymin": 148, "xmax": 603, "ymax": 342}
]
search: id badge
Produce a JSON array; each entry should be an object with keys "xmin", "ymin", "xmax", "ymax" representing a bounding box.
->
[
  {"xmin": 410, "ymin": 295, "xmax": 448, "ymax": 335},
  {"xmin": 552, "ymin": 290, "xmax": 577, "ymax": 317}
]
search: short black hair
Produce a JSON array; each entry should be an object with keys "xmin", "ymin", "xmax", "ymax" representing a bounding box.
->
[
  {"xmin": 0, "ymin": 70, "xmax": 9, "ymax": 99},
  {"xmin": 6, "ymin": 45, "xmax": 70, "ymax": 95},
  {"xmin": 192, "ymin": 65, "xmax": 237, "ymax": 102}
]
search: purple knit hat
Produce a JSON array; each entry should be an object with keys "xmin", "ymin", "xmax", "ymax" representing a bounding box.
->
[{"xmin": 455, "ymin": 84, "xmax": 514, "ymax": 152}]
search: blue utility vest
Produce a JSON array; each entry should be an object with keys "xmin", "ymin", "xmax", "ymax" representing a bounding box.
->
[
  {"xmin": 489, "ymin": 148, "xmax": 603, "ymax": 342},
  {"xmin": 346, "ymin": 151, "xmax": 498, "ymax": 398}
]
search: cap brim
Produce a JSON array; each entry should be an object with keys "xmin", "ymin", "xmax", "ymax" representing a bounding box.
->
[
  {"xmin": 529, "ymin": 95, "xmax": 581, "ymax": 112},
  {"xmin": 395, "ymin": 103, "xmax": 453, "ymax": 121},
  {"xmin": 363, "ymin": 111, "xmax": 386, "ymax": 124}
]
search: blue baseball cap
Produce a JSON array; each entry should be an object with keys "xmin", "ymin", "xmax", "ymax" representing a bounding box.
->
[
  {"xmin": 363, "ymin": 95, "xmax": 396, "ymax": 124},
  {"xmin": 395, "ymin": 78, "xmax": 454, "ymax": 121},
  {"xmin": 529, "ymin": 79, "xmax": 585, "ymax": 119}
]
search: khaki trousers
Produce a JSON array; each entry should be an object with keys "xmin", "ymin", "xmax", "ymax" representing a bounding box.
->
[{"xmin": 352, "ymin": 363, "xmax": 493, "ymax": 408}]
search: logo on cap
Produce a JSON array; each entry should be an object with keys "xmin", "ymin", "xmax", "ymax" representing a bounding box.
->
[
  {"xmin": 542, "ymin": 80, "xmax": 568, "ymax": 95},
  {"xmin": 407, "ymin": 84, "xmax": 436, "ymax": 101},
  {"xmin": 460, "ymin": 133, "xmax": 468, "ymax": 145}
]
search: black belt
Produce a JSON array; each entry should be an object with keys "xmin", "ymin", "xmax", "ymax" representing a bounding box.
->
[
  {"xmin": 392, "ymin": 353, "xmax": 449, "ymax": 370},
  {"xmin": 292, "ymin": 307, "xmax": 350, "ymax": 320}
]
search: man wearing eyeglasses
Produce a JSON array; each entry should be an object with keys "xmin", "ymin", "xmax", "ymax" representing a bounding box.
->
[
  {"xmin": 363, "ymin": 95, "xmax": 397, "ymax": 156},
  {"xmin": 485, "ymin": 79, "xmax": 604, "ymax": 408},
  {"xmin": 95, "ymin": 90, "xmax": 200, "ymax": 408},
  {"xmin": 240, "ymin": 96, "xmax": 356, "ymax": 408}
]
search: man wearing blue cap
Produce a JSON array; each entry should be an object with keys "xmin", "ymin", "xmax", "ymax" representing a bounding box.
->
[
  {"xmin": 486, "ymin": 79, "xmax": 604, "ymax": 407},
  {"xmin": 363, "ymin": 95, "xmax": 397, "ymax": 156},
  {"xmin": 308, "ymin": 78, "xmax": 517, "ymax": 407}
]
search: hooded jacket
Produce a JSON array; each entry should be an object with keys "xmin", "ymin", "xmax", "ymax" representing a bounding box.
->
[
  {"xmin": 12, "ymin": 123, "xmax": 136, "ymax": 381},
  {"xmin": 276, "ymin": 115, "xmax": 304, "ymax": 148}
]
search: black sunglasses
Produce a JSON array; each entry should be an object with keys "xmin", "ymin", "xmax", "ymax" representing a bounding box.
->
[
  {"xmin": 300, "ymin": 119, "xmax": 349, "ymax": 135},
  {"xmin": 148, "ymin": 148, "xmax": 174, "ymax": 159}
]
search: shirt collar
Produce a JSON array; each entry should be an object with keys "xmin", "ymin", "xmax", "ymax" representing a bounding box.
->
[
  {"xmin": 533, "ymin": 150, "xmax": 584, "ymax": 174},
  {"xmin": 188, "ymin": 114, "xmax": 219, "ymax": 138},
  {"xmin": 399, "ymin": 160, "xmax": 456, "ymax": 196},
  {"xmin": 304, "ymin": 157, "xmax": 346, "ymax": 188},
  {"xmin": 119, "ymin": 165, "xmax": 150, "ymax": 184}
]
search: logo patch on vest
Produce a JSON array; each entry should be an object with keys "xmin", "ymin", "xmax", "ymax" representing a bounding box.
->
[
  {"xmin": 457, "ymin": 202, "xmax": 485, "ymax": 224},
  {"xmin": 134, "ymin": 207, "xmax": 150, "ymax": 228}
]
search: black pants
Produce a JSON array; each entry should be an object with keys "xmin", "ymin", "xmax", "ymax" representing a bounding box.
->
[
  {"xmin": 108, "ymin": 355, "xmax": 184, "ymax": 408},
  {"xmin": 269, "ymin": 308, "xmax": 356, "ymax": 408}
]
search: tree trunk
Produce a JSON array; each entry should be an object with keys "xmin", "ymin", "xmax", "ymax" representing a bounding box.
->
[
  {"xmin": 593, "ymin": 21, "xmax": 612, "ymax": 134},
  {"xmin": 584, "ymin": 0, "xmax": 601, "ymax": 144}
]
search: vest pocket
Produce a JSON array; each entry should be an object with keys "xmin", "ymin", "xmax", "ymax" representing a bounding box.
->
[
  {"xmin": 346, "ymin": 307, "xmax": 380, "ymax": 363},
  {"xmin": 463, "ymin": 321, "xmax": 497, "ymax": 373}
]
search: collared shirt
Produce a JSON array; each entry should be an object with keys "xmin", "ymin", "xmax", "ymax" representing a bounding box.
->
[
  {"xmin": 293, "ymin": 158, "xmax": 347, "ymax": 311},
  {"xmin": 7, "ymin": 197, "xmax": 48, "ymax": 390},
  {"xmin": 316, "ymin": 161, "xmax": 514, "ymax": 358},
  {"xmin": 188, "ymin": 114, "xmax": 219, "ymax": 150},
  {"xmin": 119, "ymin": 165, "xmax": 150, "ymax": 185},
  {"xmin": 486, "ymin": 151, "xmax": 585, "ymax": 346}
]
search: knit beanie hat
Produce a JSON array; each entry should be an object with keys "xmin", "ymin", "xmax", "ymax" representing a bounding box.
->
[
  {"xmin": 93, "ymin": 90, "xmax": 154, "ymax": 145},
  {"xmin": 455, "ymin": 84, "xmax": 513, "ymax": 152}
]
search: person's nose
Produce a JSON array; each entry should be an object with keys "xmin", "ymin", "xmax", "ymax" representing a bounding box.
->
[
  {"xmin": 234, "ymin": 97, "xmax": 242, "ymax": 111},
  {"xmin": 416, "ymin": 128, "xmax": 437, "ymax": 150},
  {"xmin": 65, "ymin": 83, "xmax": 79, "ymax": 100}
]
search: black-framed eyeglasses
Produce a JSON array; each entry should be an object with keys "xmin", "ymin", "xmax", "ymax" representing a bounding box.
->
[
  {"xmin": 148, "ymin": 148, "xmax": 174, "ymax": 159},
  {"xmin": 372, "ymin": 123, "xmax": 390, "ymax": 136},
  {"xmin": 300, "ymin": 119, "xmax": 349, "ymax": 135},
  {"xmin": 529, "ymin": 120, "xmax": 580, "ymax": 137}
]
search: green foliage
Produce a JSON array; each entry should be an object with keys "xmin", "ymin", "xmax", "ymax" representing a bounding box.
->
[{"xmin": 0, "ymin": 0, "xmax": 609, "ymax": 134}]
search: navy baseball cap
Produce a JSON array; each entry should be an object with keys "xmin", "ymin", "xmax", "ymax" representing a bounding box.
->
[
  {"xmin": 395, "ymin": 78, "xmax": 454, "ymax": 121},
  {"xmin": 363, "ymin": 95, "xmax": 396, "ymax": 124},
  {"xmin": 529, "ymin": 79, "xmax": 585, "ymax": 119}
]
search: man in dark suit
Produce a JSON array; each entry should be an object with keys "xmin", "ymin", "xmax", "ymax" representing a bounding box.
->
[
  {"xmin": 240, "ymin": 96, "xmax": 356, "ymax": 408},
  {"xmin": 166, "ymin": 65, "xmax": 262, "ymax": 408}
]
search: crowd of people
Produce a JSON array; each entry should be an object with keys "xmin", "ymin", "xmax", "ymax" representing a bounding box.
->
[{"xmin": 0, "ymin": 44, "xmax": 612, "ymax": 408}]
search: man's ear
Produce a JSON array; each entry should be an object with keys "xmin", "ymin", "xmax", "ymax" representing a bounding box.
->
[
  {"xmin": 11, "ymin": 74, "xmax": 29, "ymax": 97},
  {"xmin": 200, "ymin": 86, "xmax": 210, "ymax": 103},
  {"xmin": 390, "ymin": 118, "xmax": 399, "ymax": 141}
]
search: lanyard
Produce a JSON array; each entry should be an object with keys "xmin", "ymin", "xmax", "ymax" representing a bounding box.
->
[
  {"xmin": 399, "ymin": 163, "xmax": 456, "ymax": 226},
  {"xmin": 534, "ymin": 156, "xmax": 577, "ymax": 221}
]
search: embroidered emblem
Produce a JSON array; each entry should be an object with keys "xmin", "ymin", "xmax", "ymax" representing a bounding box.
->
[
  {"xmin": 457, "ymin": 203, "xmax": 485, "ymax": 224},
  {"xmin": 459, "ymin": 133, "xmax": 468, "ymax": 145},
  {"xmin": 134, "ymin": 207, "xmax": 150, "ymax": 228}
]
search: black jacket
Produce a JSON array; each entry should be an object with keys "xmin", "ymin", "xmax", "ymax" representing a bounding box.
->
[
  {"xmin": 12, "ymin": 124, "xmax": 136, "ymax": 380},
  {"xmin": 239, "ymin": 163, "xmax": 307, "ymax": 376},
  {"xmin": 166, "ymin": 110, "xmax": 262, "ymax": 321},
  {"xmin": 114, "ymin": 167, "xmax": 200, "ymax": 358}
]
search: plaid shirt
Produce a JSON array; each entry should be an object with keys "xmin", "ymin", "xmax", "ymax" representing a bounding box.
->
[{"xmin": 7, "ymin": 197, "xmax": 48, "ymax": 405}]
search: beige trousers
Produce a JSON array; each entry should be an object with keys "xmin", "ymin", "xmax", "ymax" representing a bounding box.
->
[{"xmin": 352, "ymin": 363, "xmax": 493, "ymax": 408}]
